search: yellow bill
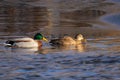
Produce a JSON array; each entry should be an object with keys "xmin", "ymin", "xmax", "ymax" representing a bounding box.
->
[{"xmin": 43, "ymin": 37, "xmax": 48, "ymax": 42}]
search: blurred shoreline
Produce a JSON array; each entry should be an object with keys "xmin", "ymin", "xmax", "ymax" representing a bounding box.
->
[{"xmin": 0, "ymin": 0, "xmax": 120, "ymax": 38}]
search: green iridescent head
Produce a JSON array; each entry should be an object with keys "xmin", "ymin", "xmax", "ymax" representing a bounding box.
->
[
  {"xmin": 34, "ymin": 33, "xmax": 43, "ymax": 40},
  {"xmin": 34, "ymin": 33, "xmax": 48, "ymax": 41}
]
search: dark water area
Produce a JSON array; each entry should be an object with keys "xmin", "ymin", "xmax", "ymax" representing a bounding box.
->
[
  {"xmin": 0, "ymin": 0, "xmax": 120, "ymax": 80},
  {"xmin": 107, "ymin": 0, "xmax": 120, "ymax": 3},
  {"xmin": 101, "ymin": 13, "xmax": 120, "ymax": 29}
]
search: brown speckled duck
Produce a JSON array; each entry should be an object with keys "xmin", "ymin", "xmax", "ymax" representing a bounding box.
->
[{"xmin": 49, "ymin": 34, "xmax": 86, "ymax": 46}]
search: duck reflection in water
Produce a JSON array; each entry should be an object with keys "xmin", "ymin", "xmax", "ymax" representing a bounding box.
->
[
  {"xmin": 37, "ymin": 44, "xmax": 86, "ymax": 54},
  {"xmin": 75, "ymin": 44, "xmax": 86, "ymax": 52}
]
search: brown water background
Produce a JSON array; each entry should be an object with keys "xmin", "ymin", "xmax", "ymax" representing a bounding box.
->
[{"xmin": 0, "ymin": 0, "xmax": 120, "ymax": 38}]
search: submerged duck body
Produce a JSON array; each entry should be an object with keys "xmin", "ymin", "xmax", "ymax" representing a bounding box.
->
[
  {"xmin": 5, "ymin": 33, "xmax": 48, "ymax": 48},
  {"xmin": 50, "ymin": 34, "xmax": 86, "ymax": 46}
]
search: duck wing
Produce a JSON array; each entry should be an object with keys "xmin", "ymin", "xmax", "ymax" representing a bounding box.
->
[
  {"xmin": 5, "ymin": 37, "xmax": 33, "ymax": 47},
  {"xmin": 49, "ymin": 39, "xmax": 62, "ymax": 46}
]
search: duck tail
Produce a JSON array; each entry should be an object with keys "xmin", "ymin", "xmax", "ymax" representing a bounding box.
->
[{"xmin": 4, "ymin": 40, "xmax": 15, "ymax": 47}]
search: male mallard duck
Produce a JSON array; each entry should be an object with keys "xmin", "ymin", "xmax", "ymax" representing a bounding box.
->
[
  {"xmin": 49, "ymin": 34, "xmax": 86, "ymax": 46},
  {"xmin": 5, "ymin": 33, "xmax": 48, "ymax": 48}
]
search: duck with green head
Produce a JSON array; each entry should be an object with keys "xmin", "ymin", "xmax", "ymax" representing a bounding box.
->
[{"xmin": 5, "ymin": 33, "xmax": 48, "ymax": 48}]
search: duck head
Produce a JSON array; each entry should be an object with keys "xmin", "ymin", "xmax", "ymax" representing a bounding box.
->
[
  {"xmin": 34, "ymin": 33, "xmax": 48, "ymax": 42},
  {"xmin": 75, "ymin": 34, "xmax": 87, "ymax": 44},
  {"xmin": 75, "ymin": 34, "xmax": 84, "ymax": 40}
]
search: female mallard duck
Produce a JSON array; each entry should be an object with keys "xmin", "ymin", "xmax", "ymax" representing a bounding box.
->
[
  {"xmin": 5, "ymin": 33, "xmax": 48, "ymax": 48},
  {"xmin": 49, "ymin": 34, "xmax": 86, "ymax": 46}
]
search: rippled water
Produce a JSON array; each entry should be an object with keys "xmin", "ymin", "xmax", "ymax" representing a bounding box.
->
[
  {"xmin": 0, "ymin": 36, "xmax": 120, "ymax": 80},
  {"xmin": 0, "ymin": 0, "xmax": 120, "ymax": 80}
]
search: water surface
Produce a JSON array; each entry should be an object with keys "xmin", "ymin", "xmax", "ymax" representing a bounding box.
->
[
  {"xmin": 101, "ymin": 13, "xmax": 120, "ymax": 29},
  {"xmin": 0, "ymin": 0, "xmax": 120, "ymax": 80},
  {"xmin": 0, "ymin": 36, "xmax": 120, "ymax": 80}
]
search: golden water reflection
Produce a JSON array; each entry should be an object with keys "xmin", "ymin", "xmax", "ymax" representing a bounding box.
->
[
  {"xmin": 4, "ymin": 44, "xmax": 86, "ymax": 54},
  {"xmin": 38, "ymin": 44, "xmax": 86, "ymax": 54}
]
